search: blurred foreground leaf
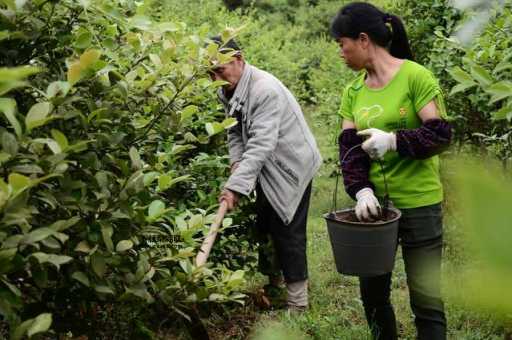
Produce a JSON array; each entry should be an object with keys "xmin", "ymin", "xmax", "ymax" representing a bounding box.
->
[{"xmin": 449, "ymin": 158, "xmax": 512, "ymax": 315}]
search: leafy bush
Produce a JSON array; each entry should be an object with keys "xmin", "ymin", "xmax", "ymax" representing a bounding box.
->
[
  {"xmin": 0, "ymin": 0, "xmax": 255, "ymax": 338},
  {"xmin": 445, "ymin": 3, "xmax": 512, "ymax": 166}
]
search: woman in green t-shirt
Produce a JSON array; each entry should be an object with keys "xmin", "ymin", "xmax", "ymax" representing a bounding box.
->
[{"xmin": 331, "ymin": 2, "xmax": 452, "ymax": 340}]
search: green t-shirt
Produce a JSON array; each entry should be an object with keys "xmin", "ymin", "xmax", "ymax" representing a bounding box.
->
[{"xmin": 338, "ymin": 60, "xmax": 447, "ymax": 209}]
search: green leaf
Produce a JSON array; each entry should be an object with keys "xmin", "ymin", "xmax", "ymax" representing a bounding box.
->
[
  {"xmin": 0, "ymin": 31, "xmax": 9, "ymax": 41},
  {"xmin": 175, "ymin": 216, "xmax": 187, "ymax": 231},
  {"xmin": 157, "ymin": 173, "xmax": 190, "ymax": 192},
  {"xmin": 95, "ymin": 285, "xmax": 115, "ymax": 294},
  {"xmin": 8, "ymin": 173, "xmax": 30, "ymax": 195},
  {"xmin": 21, "ymin": 227, "xmax": 55, "ymax": 245},
  {"xmin": 485, "ymin": 81, "xmax": 512, "ymax": 104},
  {"xmin": 0, "ymin": 66, "xmax": 41, "ymax": 81},
  {"xmin": 129, "ymin": 147, "xmax": 143, "ymax": 170},
  {"xmin": 101, "ymin": 223, "xmax": 114, "ymax": 252},
  {"xmin": 49, "ymin": 216, "xmax": 80, "ymax": 232},
  {"xmin": 0, "ymin": 152, "xmax": 10, "ymax": 167},
  {"xmin": 171, "ymin": 144, "xmax": 196, "ymax": 156},
  {"xmin": 75, "ymin": 31, "xmax": 92, "ymax": 49},
  {"xmin": 188, "ymin": 214, "xmax": 203, "ymax": 229},
  {"xmin": 78, "ymin": 0, "xmax": 90, "ymax": 8},
  {"xmin": 0, "ymin": 248, "xmax": 17, "ymax": 274},
  {"xmin": 27, "ymin": 313, "xmax": 52, "ymax": 337},
  {"xmin": 143, "ymin": 171, "xmax": 159, "ymax": 186},
  {"xmin": 208, "ymin": 293, "xmax": 226, "ymax": 302},
  {"xmin": 1, "ymin": 131, "xmax": 18, "ymax": 155},
  {"xmin": 149, "ymin": 53, "xmax": 162, "ymax": 67},
  {"xmin": 0, "ymin": 80, "xmax": 25, "ymax": 96},
  {"xmin": 180, "ymin": 105, "xmax": 198, "ymax": 123},
  {"xmin": 448, "ymin": 66, "xmax": 476, "ymax": 86},
  {"xmin": 13, "ymin": 318, "xmax": 34, "ymax": 340},
  {"xmin": 450, "ymin": 82, "xmax": 477, "ymax": 96},
  {"xmin": 179, "ymin": 259, "xmax": 193, "ymax": 274},
  {"xmin": 52, "ymin": 232, "xmax": 68, "ymax": 244},
  {"xmin": 32, "ymin": 138, "xmax": 62, "ymax": 154},
  {"xmin": 116, "ymin": 240, "xmax": 133, "ymax": 252},
  {"xmin": 227, "ymin": 269, "xmax": 245, "ymax": 288},
  {"xmin": 470, "ymin": 64, "xmax": 493, "ymax": 87},
  {"xmin": 222, "ymin": 218, "xmax": 233, "ymax": 228},
  {"xmin": 205, "ymin": 122, "xmax": 224, "ymax": 136},
  {"xmin": 129, "ymin": 15, "xmax": 152, "ymax": 30},
  {"xmin": 67, "ymin": 62, "xmax": 82, "ymax": 85},
  {"xmin": 120, "ymin": 170, "xmax": 144, "ymax": 199},
  {"xmin": 51, "ymin": 129, "xmax": 69, "ymax": 150},
  {"xmin": 0, "ymin": 66, "xmax": 41, "ymax": 96},
  {"xmin": 0, "ymin": 97, "xmax": 22, "ymax": 137},
  {"xmin": 148, "ymin": 200, "xmax": 165, "ymax": 221},
  {"xmin": 11, "ymin": 164, "xmax": 43, "ymax": 174},
  {"xmin": 26, "ymin": 102, "xmax": 53, "ymax": 131},
  {"xmin": 221, "ymin": 117, "xmax": 238, "ymax": 129},
  {"xmin": 72, "ymin": 271, "xmax": 90, "ymax": 287},
  {"xmin": 158, "ymin": 173, "xmax": 172, "ymax": 191},
  {"xmin": 2, "ymin": 235, "xmax": 22, "ymax": 249},
  {"xmin": 183, "ymin": 132, "xmax": 198, "ymax": 143},
  {"xmin": 79, "ymin": 49, "xmax": 101, "ymax": 69},
  {"xmin": 41, "ymin": 237, "xmax": 62, "ymax": 250},
  {"xmin": 206, "ymin": 41, "xmax": 219, "ymax": 58},
  {"xmin": 1, "ymin": 277, "xmax": 21, "ymax": 298},
  {"xmin": 158, "ymin": 22, "xmax": 179, "ymax": 32},
  {"xmin": 491, "ymin": 104, "xmax": 512, "ymax": 121},
  {"xmin": 46, "ymin": 81, "xmax": 71, "ymax": 98},
  {"xmin": 74, "ymin": 240, "xmax": 91, "ymax": 253},
  {"xmin": 493, "ymin": 62, "xmax": 512, "ymax": 75},
  {"xmin": 0, "ymin": 0, "xmax": 16, "ymax": 11},
  {"xmin": 66, "ymin": 140, "xmax": 91, "ymax": 153},
  {"xmin": 31, "ymin": 253, "xmax": 73, "ymax": 269},
  {"xmin": 91, "ymin": 253, "xmax": 107, "ymax": 278}
]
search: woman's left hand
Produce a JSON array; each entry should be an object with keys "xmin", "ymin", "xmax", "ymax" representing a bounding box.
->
[{"xmin": 357, "ymin": 128, "xmax": 396, "ymax": 159}]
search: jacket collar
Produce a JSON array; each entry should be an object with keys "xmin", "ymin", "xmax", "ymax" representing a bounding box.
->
[{"xmin": 218, "ymin": 62, "xmax": 253, "ymax": 116}]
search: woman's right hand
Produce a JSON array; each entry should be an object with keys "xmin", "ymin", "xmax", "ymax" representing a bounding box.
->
[{"xmin": 355, "ymin": 188, "xmax": 382, "ymax": 221}]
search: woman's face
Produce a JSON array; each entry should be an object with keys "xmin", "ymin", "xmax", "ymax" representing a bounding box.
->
[{"xmin": 337, "ymin": 36, "xmax": 367, "ymax": 71}]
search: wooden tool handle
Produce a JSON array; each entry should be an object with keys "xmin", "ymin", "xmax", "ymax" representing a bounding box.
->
[{"xmin": 195, "ymin": 200, "xmax": 229, "ymax": 267}]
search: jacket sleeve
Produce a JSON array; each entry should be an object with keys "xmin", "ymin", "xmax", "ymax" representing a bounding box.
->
[
  {"xmin": 396, "ymin": 119, "xmax": 452, "ymax": 159},
  {"xmin": 224, "ymin": 88, "xmax": 281, "ymax": 196},
  {"xmin": 227, "ymin": 112, "xmax": 244, "ymax": 165},
  {"xmin": 339, "ymin": 128, "xmax": 374, "ymax": 200}
]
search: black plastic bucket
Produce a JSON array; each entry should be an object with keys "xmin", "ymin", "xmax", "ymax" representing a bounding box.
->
[{"xmin": 323, "ymin": 207, "xmax": 401, "ymax": 277}]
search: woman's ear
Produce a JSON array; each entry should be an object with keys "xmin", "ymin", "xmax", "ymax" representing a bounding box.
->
[{"xmin": 358, "ymin": 32, "xmax": 370, "ymax": 48}]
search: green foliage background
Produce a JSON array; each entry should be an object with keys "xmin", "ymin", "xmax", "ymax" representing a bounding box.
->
[{"xmin": 1, "ymin": 0, "xmax": 511, "ymax": 339}]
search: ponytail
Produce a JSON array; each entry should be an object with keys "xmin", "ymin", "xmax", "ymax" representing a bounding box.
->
[{"xmin": 387, "ymin": 14, "xmax": 414, "ymax": 60}]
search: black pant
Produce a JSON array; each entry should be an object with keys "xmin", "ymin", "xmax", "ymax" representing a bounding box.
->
[
  {"xmin": 254, "ymin": 182, "xmax": 312, "ymax": 283},
  {"xmin": 359, "ymin": 203, "xmax": 446, "ymax": 340}
]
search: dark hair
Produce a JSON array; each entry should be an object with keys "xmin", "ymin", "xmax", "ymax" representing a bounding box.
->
[
  {"xmin": 209, "ymin": 36, "xmax": 241, "ymax": 53},
  {"xmin": 330, "ymin": 2, "xmax": 414, "ymax": 60}
]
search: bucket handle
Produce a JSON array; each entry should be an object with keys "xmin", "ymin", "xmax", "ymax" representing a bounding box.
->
[
  {"xmin": 330, "ymin": 143, "xmax": 362, "ymax": 217},
  {"xmin": 331, "ymin": 143, "xmax": 390, "ymax": 218}
]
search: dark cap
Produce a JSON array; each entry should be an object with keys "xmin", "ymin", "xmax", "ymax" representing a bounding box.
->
[{"xmin": 209, "ymin": 35, "xmax": 241, "ymax": 53}]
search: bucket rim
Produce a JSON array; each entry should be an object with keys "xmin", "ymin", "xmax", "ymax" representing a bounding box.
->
[{"xmin": 323, "ymin": 207, "xmax": 402, "ymax": 226}]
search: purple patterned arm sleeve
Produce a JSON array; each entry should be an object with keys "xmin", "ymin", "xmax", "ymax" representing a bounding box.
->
[
  {"xmin": 339, "ymin": 128, "xmax": 374, "ymax": 200},
  {"xmin": 396, "ymin": 119, "xmax": 452, "ymax": 159}
]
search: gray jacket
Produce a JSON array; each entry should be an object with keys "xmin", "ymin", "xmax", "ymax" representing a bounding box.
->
[{"xmin": 219, "ymin": 63, "xmax": 322, "ymax": 225}]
